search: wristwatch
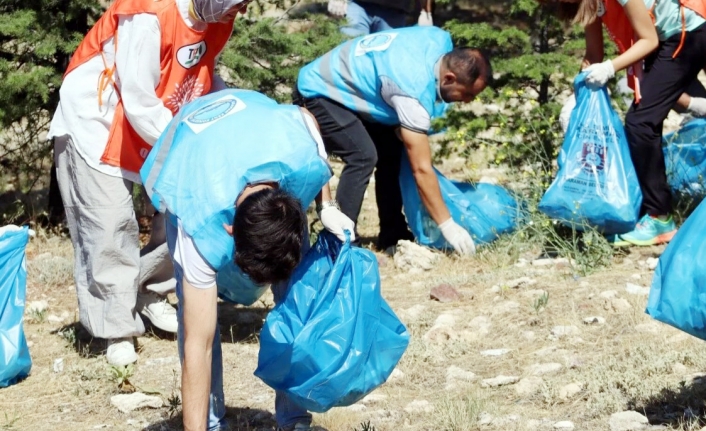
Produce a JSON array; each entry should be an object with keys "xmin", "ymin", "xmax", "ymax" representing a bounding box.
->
[{"xmin": 316, "ymin": 200, "xmax": 340, "ymax": 214}]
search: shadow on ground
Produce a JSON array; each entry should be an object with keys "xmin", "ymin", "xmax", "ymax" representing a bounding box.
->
[
  {"xmin": 142, "ymin": 406, "xmax": 276, "ymax": 431},
  {"xmin": 631, "ymin": 373, "xmax": 706, "ymax": 428}
]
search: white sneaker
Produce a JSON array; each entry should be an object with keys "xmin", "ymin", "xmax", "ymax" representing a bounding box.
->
[
  {"xmin": 106, "ymin": 338, "xmax": 138, "ymax": 367},
  {"xmin": 136, "ymin": 291, "xmax": 178, "ymax": 333}
]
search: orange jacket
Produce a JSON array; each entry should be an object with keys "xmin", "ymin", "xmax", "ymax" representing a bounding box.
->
[
  {"xmin": 601, "ymin": 0, "xmax": 706, "ymax": 103},
  {"xmin": 65, "ymin": 0, "xmax": 233, "ymax": 174}
]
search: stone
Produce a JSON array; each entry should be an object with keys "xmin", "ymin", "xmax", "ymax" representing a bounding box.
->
[
  {"xmin": 424, "ymin": 326, "xmax": 458, "ymax": 344},
  {"xmin": 360, "ymin": 393, "xmax": 387, "ymax": 405},
  {"xmin": 631, "ymin": 274, "xmax": 642, "ymax": 280},
  {"xmin": 526, "ymin": 362, "xmax": 563, "ymax": 376},
  {"xmin": 480, "ymin": 348, "xmax": 511, "ymax": 357},
  {"xmin": 514, "ymin": 258, "xmax": 529, "ymax": 268},
  {"xmin": 445, "ymin": 366, "xmax": 477, "ymax": 390},
  {"xmin": 583, "ymin": 316, "xmax": 606, "ymax": 325},
  {"xmin": 507, "ymin": 277, "xmax": 537, "ymax": 289},
  {"xmin": 522, "ymin": 331, "xmax": 536, "ymax": 341},
  {"xmin": 625, "ymin": 283, "xmax": 650, "ymax": 296},
  {"xmin": 551, "ymin": 325, "xmax": 579, "ymax": 338},
  {"xmin": 606, "ymin": 298, "xmax": 633, "ymax": 313},
  {"xmin": 393, "ymin": 241, "xmax": 440, "ymax": 272},
  {"xmin": 671, "ymin": 363, "xmax": 688, "ymax": 375},
  {"xmin": 478, "ymin": 412, "xmax": 494, "ymax": 426},
  {"xmin": 47, "ymin": 314, "xmax": 64, "ymax": 323},
  {"xmin": 492, "ymin": 300, "xmax": 520, "ymax": 315},
  {"xmin": 401, "ymin": 304, "xmax": 426, "ymax": 322},
  {"xmin": 514, "ymin": 376, "xmax": 543, "ymax": 396},
  {"xmin": 600, "ymin": 290, "xmax": 619, "ymax": 299},
  {"xmin": 387, "ymin": 368, "xmax": 405, "ymax": 384},
  {"xmin": 481, "ymin": 375, "xmax": 519, "ymax": 388},
  {"xmin": 646, "ymin": 257, "xmax": 659, "ymax": 270},
  {"xmin": 26, "ymin": 300, "xmax": 48, "ymax": 314},
  {"xmin": 635, "ymin": 323, "xmax": 661, "ymax": 334},
  {"xmin": 403, "ymin": 400, "xmax": 434, "ymax": 414},
  {"xmin": 110, "ymin": 393, "xmax": 163, "ymax": 413},
  {"xmin": 489, "ymin": 285, "xmax": 501, "ymax": 293},
  {"xmin": 554, "ymin": 421, "xmax": 575, "ymax": 430},
  {"xmin": 609, "ymin": 411, "xmax": 649, "ymax": 431},
  {"xmin": 53, "ymin": 358, "xmax": 64, "ymax": 373},
  {"xmin": 434, "ymin": 314, "xmax": 457, "ymax": 327},
  {"xmin": 532, "ymin": 258, "xmax": 556, "ymax": 266},
  {"xmin": 559, "ymin": 383, "xmax": 583, "ymax": 400},
  {"xmin": 430, "ymin": 284, "xmax": 463, "ymax": 303}
]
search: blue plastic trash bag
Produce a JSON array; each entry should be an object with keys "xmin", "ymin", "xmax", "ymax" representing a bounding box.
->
[
  {"xmin": 662, "ymin": 118, "xmax": 706, "ymax": 198},
  {"xmin": 216, "ymin": 262, "xmax": 268, "ymax": 306},
  {"xmin": 538, "ymin": 72, "xmax": 642, "ymax": 234},
  {"xmin": 0, "ymin": 225, "xmax": 32, "ymax": 387},
  {"xmin": 399, "ymin": 154, "xmax": 519, "ymax": 249},
  {"xmin": 646, "ymin": 199, "xmax": 706, "ymax": 339},
  {"xmin": 255, "ymin": 231, "xmax": 409, "ymax": 412}
]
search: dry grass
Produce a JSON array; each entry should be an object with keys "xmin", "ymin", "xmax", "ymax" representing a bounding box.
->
[{"xmin": 2, "ymin": 161, "xmax": 706, "ymax": 431}]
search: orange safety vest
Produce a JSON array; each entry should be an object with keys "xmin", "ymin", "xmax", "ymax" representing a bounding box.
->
[
  {"xmin": 64, "ymin": 0, "xmax": 234, "ymax": 174},
  {"xmin": 601, "ymin": 0, "xmax": 706, "ymax": 103}
]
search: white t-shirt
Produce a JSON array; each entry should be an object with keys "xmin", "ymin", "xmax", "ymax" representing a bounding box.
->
[
  {"xmin": 173, "ymin": 113, "xmax": 328, "ymax": 289},
  {"xmin": 48, "ymin": 0, "xmax": 227, "ymax": 183}
]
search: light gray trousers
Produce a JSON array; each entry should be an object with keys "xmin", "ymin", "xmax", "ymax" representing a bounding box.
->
[{"xmin": 54, "ymin": 135, "xmax": 175, "ymax": 339}]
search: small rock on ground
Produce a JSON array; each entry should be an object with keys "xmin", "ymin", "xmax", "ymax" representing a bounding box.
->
[
  {"xmin": 434, "ymin": 313, "xmax": 456, "ymax": 327},
  {"xmin": 445, "ymin": 366, "xmax": 477, "ymax": 389},
  {"xmin": 526, "ymin": 362, "xmax": 563, "ymax": 376},
  {"xmin": 424, "ymin": 326, "xmax": 458, "ymax": 344},
  {"xmin": 646, "ymin": 257, "xmax": 659, "ymax": 270},
  {"xmin": 551, "ymin": 326, "xmax": 579, "ymax": 338},
  {"xmin": 507, "ymin": 277, "xmax": 537, "ymax": 289},
  {"xmin": 609, "ymin": 411, "xmax": 649, "ymax": 431},
  {"xmin": 605, "ymin": 298, "xmax": 632, "ymax": 313},
  {"xmin": 480, "ymin": 348, "xmax": 511, "ymax": 357},
  {"xmin": 430, "ymin": 284, "xmax": 463, "ymax": 303},
  {"xmin": 554, "ymin": 421, "xmax": 575, "ymax": 430},
  {"xmin": 481, "ymin": 375, "xmax": 519, "ymax": 388},
  {"xmin": 387, "ymin": 368, "xmax": 405, "ymax": 384},
  {"xmin": 625, "ymin": 283, "xmax": 650, "ymax": 296},
  {"xmin": 393, "ymin": 241, "xmax": 440, "ymax": 272},
  {"xmin": 584, "ymin": 316, "xmax": 606, "ymax": 325},
  {"xmin": 26, "ymin": 300, "xmax": 49, "ymax": 313},
  {"xmin": 403, "ymin": 400, "xmax": 434, "ymax": 414},
  {"xmin": 559, "ymin": 383, "xmax": 583, "ymax": 400},
  {"xmin": 401, "ymin": 304, "xmax": 426, "ymax": 322},
  {"xmin": 110, "ymin": 393, "xmax": 163, "ymax": 413},
  {"xmin": 514, "ymin": 376, "xmax": 543, "ymax": 396}
]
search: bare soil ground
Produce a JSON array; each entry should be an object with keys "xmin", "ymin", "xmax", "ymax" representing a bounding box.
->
[{"xmin": 2, "ymin": 160, "xmax": 706, "ymax": 431}]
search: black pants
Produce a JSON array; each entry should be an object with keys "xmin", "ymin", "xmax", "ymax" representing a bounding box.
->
[
  {"xmin": 625, "ymin": 23, "xmax": 706, "ymax": 216},
  {"xmin": 293, "ymin": 90, "xmax": 413, "ymax": 249}
]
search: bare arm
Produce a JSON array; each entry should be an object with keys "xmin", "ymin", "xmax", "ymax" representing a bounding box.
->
[
  {"xmin": 181, "ymin": 279, "xmax": 218, "ymax": 431},
  {"xmin": 400, "ymin": 127, "xmax": 451, "ymax": 225},
  {"xmin": 609, "ymin": 0, "xmax": 659, "ymax": 72},
  {"xmin": 582, "ymin": 19, "xmax": 605, "ymax": 69}
]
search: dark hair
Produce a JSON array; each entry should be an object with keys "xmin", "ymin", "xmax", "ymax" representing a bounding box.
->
[
  {"xmin": 233, "ymin": 188, "xmax": 306, "ymax": 285},
  {"xmin": 537, "ymin": 0, "xmax": 600, "ymax": 25},
  {"xmin": 443, "ymin": 47, "xmax": 493, "ymax": 86}
]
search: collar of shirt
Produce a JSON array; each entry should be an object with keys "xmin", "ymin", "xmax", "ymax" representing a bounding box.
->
[
  {"xmin": 177, "ymin": 0, "xmax": 207, "ymax": 31},
  {"xmin": 434, "ymin": 58, "xmax": 443, "ymax": 102}
]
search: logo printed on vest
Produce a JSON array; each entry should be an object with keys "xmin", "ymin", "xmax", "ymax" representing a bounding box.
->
[
  {"xmin": 185, "ymin": 94, "xmax": 247, "ymax": 134},
  {"xmin": 177, "ymin": 41, "xmax": 208, "ymax": 69},
  {"xmin": 354, "ymin": 33, "xmax": 398, "ymax": 56},
  {"xmin": 597, "ymin": 1, "xmax": 606, "ymax": 17},
  {"xmin": 167, "ymin": 76, "xmax": 205, "ymax": 113}
]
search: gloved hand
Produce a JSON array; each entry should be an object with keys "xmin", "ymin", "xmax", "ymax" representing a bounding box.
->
[
  {"xmin": 418, "ymin": 10, "xmax": 433, "ymax": 26},
  {"xmin": 327, "ymin": 0, "xmax": 348, "ymax": 17},
  {"xmin": 320, "ymin": 206, "xmax": 356, "ymax": 242},
  {"xmin": 438, "ymin": 218, "xmax": 475, "ymax": 255},
  {"xmin": 687, "ymin": 97, "xmax": 706, "ymax": 117},
  {"xmin": 584, "ymin": 60, "xmax": 615, "ymax": 89}
]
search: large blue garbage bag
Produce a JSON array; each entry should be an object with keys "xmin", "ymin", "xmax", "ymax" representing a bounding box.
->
[
  {"xmin": 0, "ymin": 226, "xmax": 32, "ymax": 387},
  {"xmin": 255, "ymin": 231, "xmax": 409, "ymax": 412},
  {"xmin": 662, "ymin": 118, "xmax": 706, "ymax": 198},
  {"xmin": 646, "ymin": 199, "xmax": 706, "ymax": 339},
  {"xmin": 399, "ymin": 155, "xmax": 519, "ymax": 249},
  {"xmin": 538, "ymin": 73, "xmax": 642, "ymax": 234},
  {"xmin": 216, "ymin": 262, "xmax": 268, "ymax": 306}
]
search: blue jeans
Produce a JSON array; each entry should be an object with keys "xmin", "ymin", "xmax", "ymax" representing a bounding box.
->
[
  {"xmin": 166, "ymin": 220, "xmax": 311, "ymax": 430},
  {"xmin": 341, "ymin": 1, "xmax": 407, "ymax": 37}
]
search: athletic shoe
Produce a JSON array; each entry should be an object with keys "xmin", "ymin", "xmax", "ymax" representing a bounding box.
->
[
  {"xmin": 619, "ymin": 214, "xmax": 677, "ymax": 246},
  {"xmin": 137, "ymin": 291, "xmax": 178, "ymax": 333},
  {"xmin": 106, "ymin": 338, "xmax": 138, "ymax": 367},
  {"xmin": 605, "ymin": 233, "xmax": 631, "ymax": 247}
]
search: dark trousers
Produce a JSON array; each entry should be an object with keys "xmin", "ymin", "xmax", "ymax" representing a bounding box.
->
[
  {"xmin": 293, "ymin": 90, "xmax": 413, "ymax": 249},
  {"xmin": 625, "ymin": 23, "xmax": 706, "ymax": 216}
]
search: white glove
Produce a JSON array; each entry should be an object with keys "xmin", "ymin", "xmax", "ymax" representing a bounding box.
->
[
  {"xmin": 687, "ymin": 97, "xmax": 706, "ymax": 117},
  {"xmin": 584, "ymin": 60, "xmax": 615, "ymax": 89},
  {"xmin": 438, "ymin": 218, "xmax": 475, "ymax": 255},
  {"xmin": 320, "ymin": 206, "xmax": 356, "ymax": 242},
  {"xmin": 418, "ymin": 11, "xmax": 433, "ymax": 26},
  {"xmin": 327, "ymin": 0, "xmax": 348, "ymax": 17}
]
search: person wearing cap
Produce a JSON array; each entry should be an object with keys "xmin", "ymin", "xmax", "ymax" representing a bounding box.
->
[
  {"xmin": 49, "ymin": 0, "xmax": 247, "ymax": 367},
  {"xmin": 294, "ymin": 26, "xmax": 492, "ymax": 255}
]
